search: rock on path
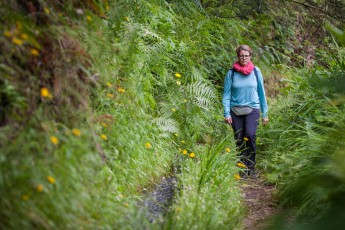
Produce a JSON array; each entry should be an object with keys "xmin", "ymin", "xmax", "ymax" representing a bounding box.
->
[{"xmin": 143, "ymin": 176, "xmax": 178, "ymax": 223}]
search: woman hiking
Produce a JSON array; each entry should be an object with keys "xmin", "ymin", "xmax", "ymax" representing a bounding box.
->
[{"xmin": 222, "ymin": 45, "xmax": 269, "ymax": 179}]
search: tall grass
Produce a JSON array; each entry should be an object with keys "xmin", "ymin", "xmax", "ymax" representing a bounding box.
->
[
  {"xmin": 258, "ymin": 32, "xmax": 345, "ymax": 228},
  {"xmin": 1, "ymin": 0, "xmax": 252, "ymax": 229}
]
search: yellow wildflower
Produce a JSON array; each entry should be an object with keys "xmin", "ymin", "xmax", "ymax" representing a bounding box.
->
[
  {"xmin": 174, "ymin": 133, "xmax": 178, "ymax": 137},
  {"xmin": 176, "ymin": 81, "xmax": 181, "ymax": 85},
  {"xmin": 12, "ymin": 37, "xmax": 23, "ymax": 46},
  {"xmin": 178, "ymin": 148, "xmax": 182, "ymax": 152},
  {"xmin": 181, "ymin": 140, "xmax": 185, "ymax": 144},
  {"xmin": 4, "ymin": 30, "xmax": 12, "ymax": 37},
  {"xmin": 101, "ymin": 134, "xmax": 108, "ymax": 140},
  {"xmin": 31, "ymin": 49, "xmax": 39, "ymax": 56},
  {"xmin": 234, "ymin": 173, "xmax": 241, "ymax": 180},
  {"xmin": 87, "ymin": 15, "xmax": 92, "ymax": 22},
  {"xmin": 101, "ymin": 123, "xmax": 107, "ymax": 128},
  {"xmin": 183, "ymin": 99, "xmax": 188, "ymax": 103},
  {"xmin": 172, "ymin": 108, "xmax": 176, "ymax": 112},
  {"xmin": 40, "ymin": 87, "xmax": 50, "ymax": 97},
  {"xmin": 37, "ymin": 184, "xmax": 44, "ymax": 192},
  {"xmin": 117, "ymin": 88, "xmax": 126, "ymax": 93},
  {"xmin": 175, "ymin": 207, "xmax": 182, "ymax": 212},
  {"xmin": 40, "ymin": 87, "xmax": 52, "ymax": 99},
  {"xmin": 72, "ymin": 128, "xmax": 81, "ymax": 137},
  {"xmin": 47, "ymin": 176, "xmax": 56, "ymax": 184},
  {"xmin": 50, "ymin": 136, "xmax": 59, "ymax": 145},
  {"xmin": 189, "ymin": 152, "xmax": 195, "ymax": 158},
  {"xmin": 225, "ymin": 148, "xmax": 231, "ymax": 153},
  {"xmin": 182, "ymin": 150, "xmax": 187, "ymax": 155},
  {"xmin": 20, "ymin": 33, "xmax": 28, "ymax": 40},
  {"xmin": 105, "ymin": 5, "xmax": 110, "ymax": 11},
  {"xmin": 21, "ymin": 194, "xmax": 29, "ymax": 201},
  {"xmin": 175, "ymin": 73, "xmax": 181, "ymax": 78},
  {"xmin": 145, "ymin": 142, "xmax": 152, "ymax": 149},
  {"xmin": 243, "ymin": 137, "xmax": 249, "ymax": 141},
  {"xmin": 237, "ymin": 162, "xmax": 247, "ymax": 168},
  {"xmin": 107, "ymin": 93, "xmax": 114, "ymax": 98},
  {"xmin": 44, "ymin": 7, "xmax": 50, "ymax": 14},
  {"xmin": 124, "ymin": 17, "xmax": 129, "ymax": 21},
  {"xmin": 106, "ymin": 82, "xmax": 112, "ymax": 87}
]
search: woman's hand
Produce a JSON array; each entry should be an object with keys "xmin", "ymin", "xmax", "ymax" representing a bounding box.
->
[
  {"xmin": 262, "ymin": 118, "xmax": 269, "ymax": 125},
  {"xmin": 224, "ymin": 117, "xmax": 232, "ymax": 125}
]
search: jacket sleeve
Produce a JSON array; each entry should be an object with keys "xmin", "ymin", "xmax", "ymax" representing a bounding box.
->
[
  {"xmin": 222, "ymin": 70, "xmax": 232, "ymax": 118},
  {"xmin": 255, "ymin": 67, "xmax": 268, "ymax": 118}
]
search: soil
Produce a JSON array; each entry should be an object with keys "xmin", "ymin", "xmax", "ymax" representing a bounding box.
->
[{"xmin": 240, "ymin": 175, "xmax": 279, "ymax": 230}]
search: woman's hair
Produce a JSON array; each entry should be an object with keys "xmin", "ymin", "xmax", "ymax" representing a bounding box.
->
[{"xmin": 236, "ymin": 45, "xmax": 252, "ymax": 56}]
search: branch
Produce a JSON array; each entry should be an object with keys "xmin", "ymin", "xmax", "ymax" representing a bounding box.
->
[
  {"xmin": 289, "ymin": 0, "xmax": 320, "ymax": 10},
  {"xmin": 289, "ymin": 0, "xmax": 345, "ymax": 22}
]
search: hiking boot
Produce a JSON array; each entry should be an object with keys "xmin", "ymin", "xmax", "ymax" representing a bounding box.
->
[{"xmin": 248, "ymin": 169, "xmax": 259, "ymax": 179}]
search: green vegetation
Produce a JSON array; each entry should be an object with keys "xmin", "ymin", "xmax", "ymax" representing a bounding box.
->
[{"xmin": 1, "ymin": 0, "xmax": 345, "ymax": 229}]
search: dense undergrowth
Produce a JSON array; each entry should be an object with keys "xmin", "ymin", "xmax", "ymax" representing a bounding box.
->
[
  {"xmin": 0, "ymin": 0, "xmax": 244, "ymax": 229},
  {"xmin": 1, "ymin": 0, "xmax": 345, "ymax": 229},
  {"xmin": 257, "ymin": 27, "xmax": 345, "ymax": 229}
]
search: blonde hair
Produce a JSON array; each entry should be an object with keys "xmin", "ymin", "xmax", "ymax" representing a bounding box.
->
[{"xmin": 236, "ymin": 45, "xmax": 252, "ymax": 56}]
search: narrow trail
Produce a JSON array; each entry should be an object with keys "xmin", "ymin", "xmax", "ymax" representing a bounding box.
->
[
  {"xmin": 240, "ymin": 176, "xmax": 279, "ymax": 230},
  {"xmin": 141, "ymin": 171, "xmax": 279, "ymax": 229}
]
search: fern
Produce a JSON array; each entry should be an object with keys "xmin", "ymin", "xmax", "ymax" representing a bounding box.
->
[
  {"xmin": 186, "ymin": 81, "xmax": 218, "ymax": 110},
  {"xmin": 154, "ymin": 117, "xmax": 180, "ymax": 134}
]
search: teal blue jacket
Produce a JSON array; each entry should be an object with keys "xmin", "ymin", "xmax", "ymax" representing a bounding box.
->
[{"xmin": 222, "ymin": 67, "xmax": 268, "ymax": 118}]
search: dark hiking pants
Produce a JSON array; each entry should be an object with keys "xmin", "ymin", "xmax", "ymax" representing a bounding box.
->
[{"xmin": 230, "ymin": 108, "xmax": 260, "ymax": 169}]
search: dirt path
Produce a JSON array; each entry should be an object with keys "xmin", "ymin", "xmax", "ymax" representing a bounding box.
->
[{"xmin": 240, "ymin": 176, "xmax": 279, "ymax": 230}]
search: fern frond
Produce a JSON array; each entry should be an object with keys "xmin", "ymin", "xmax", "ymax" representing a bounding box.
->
[
  {"xmin": 186, "ymin": 81, "xmax": 218, "ymax": 110},
  {"xmin": 189, "ymin": 67, "xmax": 205, "ymax": 81},
  {"xmin": 192, "ymin": 0, "xmax": 204, "ymax": 11},
  {"xmin": 154, "ymin": 117, "xmax": 180, "ymax": 134}
]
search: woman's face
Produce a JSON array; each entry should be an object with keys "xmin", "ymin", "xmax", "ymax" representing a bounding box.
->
[{"xmin": 238, "ymin": 50, "xmax": 251, "ymax": 66}]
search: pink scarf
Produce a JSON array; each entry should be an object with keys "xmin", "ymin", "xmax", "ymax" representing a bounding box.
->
[{"xmin": 233, "ymin": 61, "xmax": 255, "ymax": 75}]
